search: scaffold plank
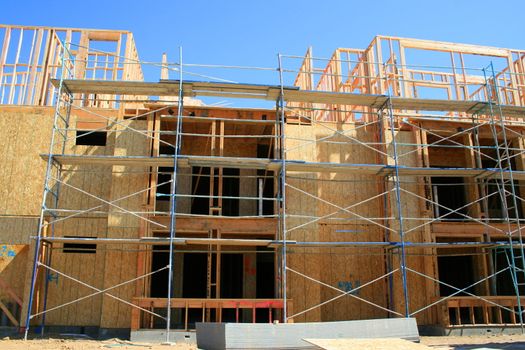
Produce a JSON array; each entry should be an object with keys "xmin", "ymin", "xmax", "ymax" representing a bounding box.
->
[
  {"xmin": 52, "ymin": 79, "xmax": 525, "ymax": 117},
  {"xmin": 39, "ymin": 236, "xmax": 292, "ymax": 247},
  {"xmin": 42, "ymin": 154, "xmax": 525, "ymax": 179}
]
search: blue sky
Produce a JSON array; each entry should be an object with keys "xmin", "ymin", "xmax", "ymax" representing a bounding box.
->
[
  {"xmin": 3, "ymin": 0, "xmax": 524, "ymax": 69},
  {"xmin": 2, "ymin": 0, "xmax": 525, "ymax": 106}
]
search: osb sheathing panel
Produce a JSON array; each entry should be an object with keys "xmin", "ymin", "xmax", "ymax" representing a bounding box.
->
[
  {"xmin": 285, "ymin": 123, "xmax": 321, "ymax": 322},
  {"xmin": 0, "ymin": 107, "xmax": 54, "ymax": 217},
  {"xmin": 0, "ymin": 217, "xmax": 38, "ymax": 244},
  {"xmin": 386, "ymin": 129, "xmax": 436, "ymax": 324},
  {"xmin": 0, "ymin": 106, "xmax": 117, "ymax": 244},
  {"xmin": 53, "ymin": 108, "xmax": 116, "ymax": 213},
  {"xmin": 285, "ymin": 123, "xmax": 435, "ymax": 324},
  {"xmin": 314, "ymin": 123, "xmax": 387, "ymax": 322},
  {"xmin": 100, "ymin": 119, "xmax": 149, "ymax": 329},
  {"xmin": 0, "ymin": 245, "xmax": 28, "ymax": 304},
  {"xmin": 41, "ymin": 218, "xmax": 108, "ymax": 326},
  {"xmin": 318, "ymin": 224, "xmax": 387, "ymax": 321},
  {"xmin": 0, "ymin": 105, "xmax": 123, "ymax": 327}
]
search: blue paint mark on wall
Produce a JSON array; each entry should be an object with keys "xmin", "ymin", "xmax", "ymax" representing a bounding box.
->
[
  {"xmin": 0, "ymin": 245, "xmax": 16, "ymax": 258},
  {"xmin": 337, "ymin": 280, "xmax": 361, "ymax": 295},
  {"xmin": 47, "ymin": 273, "xmax": 59, "ymax": 285}
]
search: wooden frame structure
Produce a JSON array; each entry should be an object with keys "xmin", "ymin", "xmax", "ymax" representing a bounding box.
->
[
  {"xmin": 0, "ymin": 25, "xmax": 143, "ymax": 107},
  {"xmin": 3, "ymin": 27, "xmax": 525, "ymax": 339}
]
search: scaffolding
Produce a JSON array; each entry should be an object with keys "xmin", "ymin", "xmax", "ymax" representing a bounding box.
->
[{"xmin": 10, "ymin": 28, "xmax": 525, "ymax": 339}]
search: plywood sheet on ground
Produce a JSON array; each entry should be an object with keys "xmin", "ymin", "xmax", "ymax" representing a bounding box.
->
[{"xmin": 304, "ymin": 338, "xmax": 431, "ymax": 350}]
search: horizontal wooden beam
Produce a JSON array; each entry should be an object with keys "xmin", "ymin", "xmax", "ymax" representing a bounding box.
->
[
  {"xmin": 399, "ymin": 38, "xmax": 509, "ymax": 57},
  {"xmin": 152, "ymin": 217, "xmax": 277, "ymax": 235},
  {"xmin": 431, "ymin": 222, "xmax": 519, "ymax": 236}
]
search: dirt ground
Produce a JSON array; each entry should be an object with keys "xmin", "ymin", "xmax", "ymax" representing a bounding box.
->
[
  {"xmin": 0, "ymin": 338, "xmax": 197, "ymax": 350},
  {"xmin": 1, "ymin": 334, "xmax": 525, "ymax": 349},
  {"xmin": 421, "ymin": 334, "xmax": 525, "ymax": 349}
]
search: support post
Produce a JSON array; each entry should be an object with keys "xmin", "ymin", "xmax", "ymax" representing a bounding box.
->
[
  {"xmin": 277, "ymin": 53, "xmax": 288, "ymax": 321},
  {"xmin": 165, "ymin": 46, "xmax": 183, "ymax": 344}
]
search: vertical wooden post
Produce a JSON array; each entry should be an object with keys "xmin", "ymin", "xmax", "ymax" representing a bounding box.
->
[
  {"xmin": 507, "ymin": 54, "xmax": 521, "ymax": 106},
  {"xmin": 463, "ymin": 133, "xmax": 481, "ymax": 218},
  {"xmin": 0, "ymin": 26, "xmax": 11, "ymax": 104}
]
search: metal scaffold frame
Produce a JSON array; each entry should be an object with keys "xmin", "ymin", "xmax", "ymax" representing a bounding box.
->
[
  {"xmin": 23, "ymin": 39, "xmax": 180, "ymax": 339},
  {"xmin": 275, "ymin": 47, "xmax": 525, "ymax": 328},
  {"xmin": 22, "ymin": 40, "xmax": 289, "ymax": 339},
  {"xmin": 17, "ymin": 30, "xmax": 525, "ymax": 338}
]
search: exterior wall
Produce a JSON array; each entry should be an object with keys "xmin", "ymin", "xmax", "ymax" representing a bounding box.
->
[
  {"xmin": 2, "ymin": 101, "xmax": 524, "ymax": 329},
  {"xmin": 284, "ymin": 123, "xmax": 437, "ymax": 325},
  {"xmin": 285, "ymin": 122, "xmax": 389, "ymax": 322}
]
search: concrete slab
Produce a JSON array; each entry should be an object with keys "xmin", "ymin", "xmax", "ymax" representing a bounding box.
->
[{"xmin": 196, "ymin": 318, "xmax": 419, "ymax": 350}]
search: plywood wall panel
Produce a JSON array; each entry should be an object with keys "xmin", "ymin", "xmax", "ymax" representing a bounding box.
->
[
  {"xmin": 285, "ymin": 123, "xmax": 321, "ymax": 322},
  {"xmin": 0, "ymin": 107, "xmax": 54, "ymax": 217},
  {"xmin": 100, "ymin": 119, "xmax": 149, "ymax": 329}
]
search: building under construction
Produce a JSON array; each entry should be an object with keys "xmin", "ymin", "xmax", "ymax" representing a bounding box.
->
[{"xmin": 1, "ymin": 24, "xmax": 525, "ymax": 338}]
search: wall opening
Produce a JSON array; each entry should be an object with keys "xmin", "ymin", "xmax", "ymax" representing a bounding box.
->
[
  {"xmin": 155, "ymin": 167, "xmax": 173, "ymax": 212},
  {"xmin": 492, "ymin": 247, "xmax": 525, "ymax": 296},
  {"xmin": 222, "ymin": 168, "xmax": 240, "ymax": 216},
  {"xmin": 256, "ymin": 248, "xmax": 275, "ymax": 322},
  {"xmin": 257, "ymin": 144, "xmax": 275, "ymax": 216},
  {"xmin": 191, "ymin": 167, "xmax": 211, "ymax": 215},
  {"xmin": 220, "ymin": 253, "xmax": 244, "ymax": 322},
  {"xmin": 431, "ymin": 177, "xmax": 467, "ymax": 220},
  {"xmin": 63, "ymin": 236, "xmax": 96, "ymax": 254},
  {"xmin": 437, "ymin": 250, "xmax": 475, "ymax": 324},
  {"xmin": 150, "ymin": 245, "xmax": 170, "ymax": 297},
  {"xmin": 75, "ymin": 130, "xmax": 107, "ymax": 146}
]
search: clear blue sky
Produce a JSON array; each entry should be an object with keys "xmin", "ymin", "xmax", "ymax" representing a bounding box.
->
[
  {"xmin": 2, "ymin": 0, "xmax": 525, "ymax": 102},
  {"xmin": 3, "ymin": 0, "xmax": 525, "ymax": 67}
]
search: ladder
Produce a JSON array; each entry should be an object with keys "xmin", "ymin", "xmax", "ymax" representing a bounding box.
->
[{"xmin": 24, "ymin": 39, "xmax": 75, "ymax": 338}]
